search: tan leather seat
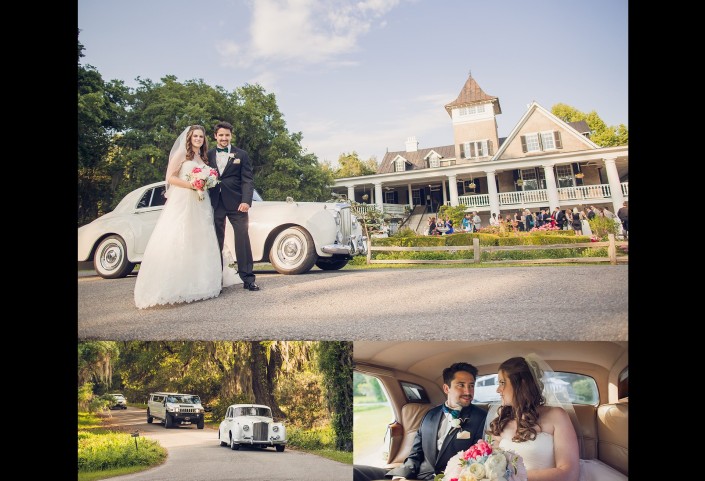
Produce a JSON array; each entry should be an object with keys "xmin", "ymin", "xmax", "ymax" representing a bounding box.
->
[
  {"xmin": 596, "ymin": 402, "xmax": 628, "ymax": 476},
  {"xmin": 384, "ymin": 402, "xmax": 433, "ymax": 468},
  {"xmin": 572, "ymin": 404, "xmax": 598, "ymax": 460}
]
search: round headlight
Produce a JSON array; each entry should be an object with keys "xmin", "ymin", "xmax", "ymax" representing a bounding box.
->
[
  {"xmin": 272, "ymin": 426, "xmax": 279, "ymax": 432},
  {"xmin": 242, "ymin": 425, "xmax": 250, "ymax": 431}
]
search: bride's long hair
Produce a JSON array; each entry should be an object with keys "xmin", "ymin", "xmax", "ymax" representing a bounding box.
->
[
  {"xmin": 186, "ymin": 125, "xmax": 209, "ymax": 163},
  {"xmin": 487, "ymin": 356, "xmax": 546, "ymax": 442}
]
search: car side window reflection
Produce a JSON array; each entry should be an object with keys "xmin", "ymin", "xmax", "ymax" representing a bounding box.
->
[{"xmin": 137, "ymin": 186, "xmax": 167, "ymax": 209}]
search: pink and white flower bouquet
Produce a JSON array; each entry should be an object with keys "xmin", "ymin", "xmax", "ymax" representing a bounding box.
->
[
  {"xmin": 436, "ymin": 439, "xmax": 527, "ymax": 481},
  {"xmin": 186, "ymin": 166, "xmax": 220, "ymax": 200}
]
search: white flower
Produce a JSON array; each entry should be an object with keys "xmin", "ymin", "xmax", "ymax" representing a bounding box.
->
[
  {"xmin": 458, "ymin": 471, "xmax": 479, "ymax": 481},
  {"xmin": 467, "ymin": 461, "xmax": 485, "ymax": 479},
  {"xmin": 483, "ymin": 453, "xmax": 508, "ymax": 479},
  {"xmin": 450, "ymin": 418, "xmax": 461, "ymax": 429}
]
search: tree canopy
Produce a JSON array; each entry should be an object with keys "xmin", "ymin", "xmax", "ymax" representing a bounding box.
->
[
  {"xmin": 78, "ymin": 33, "xmax": 333, "ymax": 226},
  {"xmin": 551, "ymin": 103, "xmax": 628, "ymax": 147},
  {"xmin": 329, "ymin": 151, "xmax": 379, "ymax": 179}
]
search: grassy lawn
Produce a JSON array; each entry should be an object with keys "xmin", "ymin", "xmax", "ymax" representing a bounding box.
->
[
  {"xmin": 78, "ymin": 411, "xmax": 167, "ymax": 481},
  {"xmin": 353, "ymin": 403, "xmax": 394, "ymax": 466}
]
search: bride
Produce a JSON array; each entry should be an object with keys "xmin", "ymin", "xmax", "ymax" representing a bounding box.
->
[
  {"xmin": 485, "ymin": 356, "xmax": 627, "ymax": 481},
  {"xmin": 134, "ymin": 125, "xmax": 228, "ymax": 309}
]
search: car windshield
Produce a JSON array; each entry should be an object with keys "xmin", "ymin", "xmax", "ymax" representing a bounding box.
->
[
  {"xmin": 167, "ymin": 395, "xmax": 200, "ymax": 404},
  {"xmin": 235, "ymin": 406, "xmax": 271, "ymax": 417}
]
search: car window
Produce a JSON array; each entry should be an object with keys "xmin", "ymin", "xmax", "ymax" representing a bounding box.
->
[
  {"xmin": 137, "ymin": 189, "xmax": 154, "ymax": 209},
  {"xmin": 399, "ymin": 381, "xmax": 430, "ymax": 403},
  {"xmin": 151, "ymin": 186, "xmax": 166, "ymax": 207},
  {"xmin": 617, "ymin": 366, "xmax": 628, "ymax": 400},
  {"xmin": 353, "ymin": 372, "xmax": 394, "ymax": 468},
  {"xmin": 473, "ymin": 372, "xmax": 600, "ymax": 405}
]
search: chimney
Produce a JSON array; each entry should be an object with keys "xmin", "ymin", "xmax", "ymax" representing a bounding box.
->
[{"xmin": 405, "ymin": 136, "xmax": 419, "ymax": 152}]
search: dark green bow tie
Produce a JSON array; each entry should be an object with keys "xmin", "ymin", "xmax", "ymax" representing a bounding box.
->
[
  {"xmin": 216, "ymin": 147, "xmax": 229, "ymax": 153},
  {"xmin": 442, "ymin": 404, "xmax": 461, "ymax": 419}
]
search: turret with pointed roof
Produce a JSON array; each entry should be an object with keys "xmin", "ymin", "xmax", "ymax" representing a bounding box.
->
[{"xmin": 445, "ymin": 74, "xmax": 502, "ymax": 163}]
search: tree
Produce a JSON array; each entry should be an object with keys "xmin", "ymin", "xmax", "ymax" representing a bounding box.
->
[
  {"xmin": 77, "ymin": 341, "xmax": 120, "ymax": 389},
  {"xmin": 332, "ymin": 151, "xmax": 379, "ymax": 178},
  {"xmin": 551, "ymin": 103, "xmax": 628, "ymax": 147},
  {"xmin": 250, "ymin": 341, "xmax": 284, "ymax": 418},
  {"xmin": 77, "ymin": 31, "xmax": 129, "ymax": 225},
  {"xmin": 316, "ymin": 341, "xmax": 353, "ymax": 451}
]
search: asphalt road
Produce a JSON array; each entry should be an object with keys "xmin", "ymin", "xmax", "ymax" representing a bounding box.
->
[
  {"xmin": 101, "ymin": 407, "xmax": 351, "ymax": 481},
  {"xmin": 78, "ymin": 265, "xmax": 628, "ymax": 341}
]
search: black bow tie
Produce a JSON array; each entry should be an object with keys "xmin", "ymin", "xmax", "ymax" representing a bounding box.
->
[{"xmin": 216, "ymin": 147, "xmax": 229, "ymax": 153}]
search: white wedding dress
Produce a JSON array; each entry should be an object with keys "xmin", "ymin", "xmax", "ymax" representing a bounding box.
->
[
  {"xmin": 134, "ymin": 160, "xmax": 224, "ymax": 309},
  {"xmin": 499, "ymin": 432, "xmax": 627, "ymax": 481}
]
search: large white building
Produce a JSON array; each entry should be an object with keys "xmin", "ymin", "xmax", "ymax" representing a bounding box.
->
[{"xmin": 331, "ymin": 75, "xmax": 628, "ymax": 227}]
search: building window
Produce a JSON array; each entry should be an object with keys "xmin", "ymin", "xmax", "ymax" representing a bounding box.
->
[
  {"xmin": 411, "ymin": 189, "xmax": 421, "ymax": 205},
  {"xmin": 521, "ymin": 131, "xmax": 563, "ymax": 153},
  {"xmin": 458, "ymin": 104, "xmax": 486, "ymax": 116},
  {"xmin": 540, "ymin": 132, "xmax": 556, "ymax": 150},
  {"xmin": 429, "ymin": 156, "xmax": 440, "ymax": 168},
  {"xmin": 395, "ymin": 158, "xmax": 406, "ymax": 172},
  {"xmin": 556, "ymin": 164, "xmax": 574, "ymax": 188},
  {"xmin": 461, "ymin": 140, "xmax": 491, "ymax": 159}
]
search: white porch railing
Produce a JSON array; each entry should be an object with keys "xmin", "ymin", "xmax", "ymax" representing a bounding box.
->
[
  {"xmin": 457, "ymin": 194, "xmax": 490, "ymax": 208},
  {"xmin": 353, "ymin": 203, "xmax": 407, "ymax": 216},
  {"xmin": 374, "ymin": 182, "xmax": 628, "ymax": 213}
]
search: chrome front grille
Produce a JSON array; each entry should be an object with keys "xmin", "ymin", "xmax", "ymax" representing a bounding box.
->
[
  {"xmin": 179, "ymin": 406, "xmax": 196, "ymax": 413},
  {"xmin": 340, "ymin": 205, "xmax": 351, "ymax": 243},
  {"xmin": 253, "ymin": 422, "xmax": 268, "ymax": 441}
]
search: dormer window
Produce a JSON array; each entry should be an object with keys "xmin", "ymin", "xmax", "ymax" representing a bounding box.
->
[
  {"xmin": 460, "ymin": 140, "xmax": 492, "ymax": 160},
  {"xmin": 520, "ymin": 131, "xmax": 563, "ymax": 153},
  {"xmin": 395, "ymin": 158, "xmax": 406, "ymax": 172}
]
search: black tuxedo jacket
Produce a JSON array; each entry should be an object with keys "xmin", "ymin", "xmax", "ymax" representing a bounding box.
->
[
  {"xmin": 207, "ymin": 145, "xmax": 254, "ymax": 212},
  {"xmin": 386, "ymin": 404, "xmax": 487, "ymax": 480}
]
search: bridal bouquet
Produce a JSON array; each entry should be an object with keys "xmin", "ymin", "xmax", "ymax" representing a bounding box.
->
[
  {"xmin": 436, "ymin": 439, "xmax": 527, "ymax": 481},
  {"xmin": 186, "ymin": 166, "xmax": 220, "ymax": 200}
]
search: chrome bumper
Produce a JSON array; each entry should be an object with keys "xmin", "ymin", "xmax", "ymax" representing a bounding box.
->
[{"xmin": 321, "ymin": 235, "xmax": 368, "ymax": 256}]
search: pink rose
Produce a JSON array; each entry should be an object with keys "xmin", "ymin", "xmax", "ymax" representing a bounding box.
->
[
  {"xmin": 192, "ymin": 167, "xmax": 202, "ymax": 174},
  {"xmin": 194, "ymin": 179, "xmax": 205, "ymax": 190}
]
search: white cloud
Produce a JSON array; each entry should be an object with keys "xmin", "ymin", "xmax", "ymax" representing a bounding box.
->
[{"xmin": 220, "ymin": 0, "xmax": 403, "ymax": 67}]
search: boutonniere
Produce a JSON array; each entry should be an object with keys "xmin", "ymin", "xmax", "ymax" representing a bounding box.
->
[{"xmin": 450, "ymin": 418, "xmax": 462, "ymax": 429}]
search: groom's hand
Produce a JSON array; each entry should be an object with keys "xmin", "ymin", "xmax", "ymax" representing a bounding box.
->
[{"xmin": 237, "ymin": 203, "xmax": 250, "ymax": 212}]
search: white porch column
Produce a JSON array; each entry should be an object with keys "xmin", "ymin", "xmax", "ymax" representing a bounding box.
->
[
  {"xmin": 347, "ymin": 186, "xmax": 355, "ymax": 202},
  {"xmin": 374, "ymin": 182, "xmax": 384, "ymax": 212},
  {"xmin": 603, "ymin": 156, "xmax": 624, "ymax": 212},
  {"xmin": 448, "ymin": 174, "xmax": 459, "ymax": 206},
  {"xmin": 486, "ymin": 171, "xmax": 500, "ymax": 216},
  {"xmin": 407, "ymin": 183, "xmax": 414, "ymax": 209},
  {"xmin": 441, "ymin": 179, "xmax": 448, "ymax": 205},
  {"xmin": 543, "ymin": 165, "xmax": 560, "ymax": 210}
]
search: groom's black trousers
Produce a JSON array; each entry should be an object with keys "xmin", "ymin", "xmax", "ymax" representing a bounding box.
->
[{"xmin": 213, "ymin": 203, "xmax": 255, "ymax": 285}]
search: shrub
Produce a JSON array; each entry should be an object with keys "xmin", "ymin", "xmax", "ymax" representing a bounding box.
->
[
  {"xmin": 78, "ymin": 430, "xmax": 167, "ymax": 472},
  {"xmin": 589, "ymin": 216, "xmax": 620, "ymax": 239},
  {"xmin": 287, "ymin": 425, "xmax": 336, "ymax": 450}
]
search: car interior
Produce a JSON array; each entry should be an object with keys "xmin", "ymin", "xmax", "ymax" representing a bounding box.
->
[{"xmin": 353, "ymin": 340, "xmax": 628, "ymax": 479}]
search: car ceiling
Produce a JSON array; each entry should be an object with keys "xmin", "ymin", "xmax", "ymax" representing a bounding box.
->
[{"xmin": 354, "ymin": 340, "xmax": 627, "ymax": 385}]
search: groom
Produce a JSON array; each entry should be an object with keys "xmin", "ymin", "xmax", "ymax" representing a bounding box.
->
[
  {"xmin": 353, "ymin": 362, "xmax": 487, "ymax": 481},
  {"xmin": 208, "ymin": 121, "xmax": 260, "ymax": 291}
]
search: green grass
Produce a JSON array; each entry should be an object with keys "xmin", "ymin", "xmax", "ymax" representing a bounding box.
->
[
  {"xmin": 78, "ymin": 411, "xmax": 167, "ymax": 480},
  {"xmin": 353, "ymin": 404, "xmax": 394, "ymax": 465},
  {"xmin": 310, "ymin": 448, "xmax": 353, "ymax": 464}
]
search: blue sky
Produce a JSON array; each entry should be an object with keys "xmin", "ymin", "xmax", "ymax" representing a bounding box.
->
[{"xmin": 78, "ymin": 0, "xmax": 628, "ymax": 166}]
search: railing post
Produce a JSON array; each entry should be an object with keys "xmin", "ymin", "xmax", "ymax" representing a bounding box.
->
[
  {"xmin": 608, "ymin": 233, "xmax": 616, "ymax": 265},
  {"xmin": 473, "ymin": 237, "xmax": 480, "ymax": 264},
  {"xmin": 366, "ymin": 237, "xmax": 372, "ymax": 265}
]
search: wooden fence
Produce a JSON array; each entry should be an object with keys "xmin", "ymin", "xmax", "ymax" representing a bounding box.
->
[{"xmin": 366, "ymin": 234, "xmax": 627, "ymax": 266}]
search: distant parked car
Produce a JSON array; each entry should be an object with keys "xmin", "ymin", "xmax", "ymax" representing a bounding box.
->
[
  {"xmin": 107, "ymin": 393, "xmax": 127, "ymax": 410},
  {"xmin": 218, "ymin": 403, "xmax": 287, "ymax": 451},
  {"xmin": 78, "ymin": 181, "xmax": 367, "ymax": 278}
]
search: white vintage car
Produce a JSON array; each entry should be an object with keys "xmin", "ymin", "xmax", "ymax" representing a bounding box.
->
[
  {"xmin": 218, "ymin": 403, "xmax": 287, "ymax": 451},
  {"xmin": 78, "ymin": 181, "xmax": 367, "ymax": 278}
]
